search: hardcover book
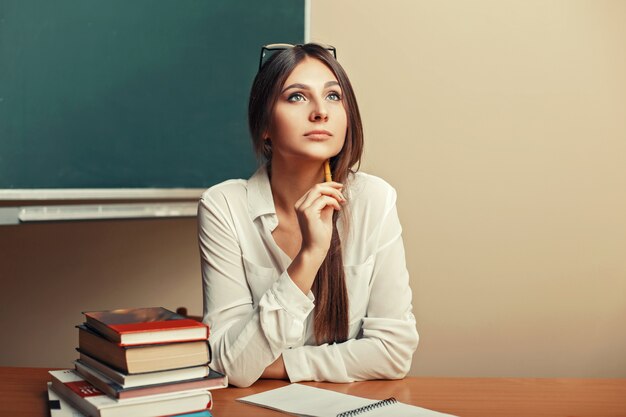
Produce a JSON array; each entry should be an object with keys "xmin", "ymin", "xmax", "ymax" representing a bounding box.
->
[
  {"xmin": 49, "ymin": 369, "xmax": 213, "ymax": 417},
  {"xmin": 78, "ymin": 325, "xmax": 210, "ymax": 374},
  {"xmin": 47, "ymin": 382, "xmax": 85, "ymax": 417},
  {"xmin": 77, "ymin": 350, "xmax": 211, "ymax": 388},
  {"xmin": 48, "ymin": 382, "xmax": 214, "ymax": 417},
  {"xmin": 75, "ymin": 359, "xmax": 228, "ymax": 399},
  {"xmin": 83, "ymin": 307, "xmax": 208, "ymax": 346}
]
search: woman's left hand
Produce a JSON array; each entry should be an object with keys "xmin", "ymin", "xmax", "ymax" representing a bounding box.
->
[{"xmin": 261, "ymin": 356, "xmax": 288, "ymax": 380}]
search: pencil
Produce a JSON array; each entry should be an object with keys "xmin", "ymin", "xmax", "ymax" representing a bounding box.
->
[{"xmin": 324, "ymin": 159, "xmax": 332, "ymax": 182}]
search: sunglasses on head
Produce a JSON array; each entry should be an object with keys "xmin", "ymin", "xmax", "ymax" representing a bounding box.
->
[{"xmin": 258, "ymin": 43, "xmax": 337, "ymax": 71}]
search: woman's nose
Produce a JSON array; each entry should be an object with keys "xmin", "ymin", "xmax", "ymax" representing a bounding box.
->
[{"xmin": 310, "ymin": 100, "xmax": 328, "ymax": 122}]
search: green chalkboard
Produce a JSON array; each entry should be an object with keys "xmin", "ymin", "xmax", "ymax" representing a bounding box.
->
[{"xmin": 0, "ymin": 0, "xmax": 304, "ymax": 190}]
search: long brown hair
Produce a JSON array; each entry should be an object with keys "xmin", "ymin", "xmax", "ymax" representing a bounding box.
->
[{"xmin": 248, "ymin": 43, "xmax": 364, "ymax": 344}]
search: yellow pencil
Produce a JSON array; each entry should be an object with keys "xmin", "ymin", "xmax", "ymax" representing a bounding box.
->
[{"xmin": 324, "ymin": 159, "xmax": 332, "ymax": 182}]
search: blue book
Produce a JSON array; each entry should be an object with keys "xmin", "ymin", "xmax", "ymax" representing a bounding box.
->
[{"xmin": 177, "ymin": 411, "xmax": 213, "ymax": 417}]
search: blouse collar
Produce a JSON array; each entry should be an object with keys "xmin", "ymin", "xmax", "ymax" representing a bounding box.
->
[{"xmin": 247, "ymin": 165, "xmax": 276, "ymax": 221}]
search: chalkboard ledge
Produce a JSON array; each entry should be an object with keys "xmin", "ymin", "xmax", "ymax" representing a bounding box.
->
[
  {"xmin": 0, "ymin": 189, "xmax": 205, "ymax": 201},
  {"xmin": 0, "ymin": 202, "xmax": 197, "ymax": 225}
]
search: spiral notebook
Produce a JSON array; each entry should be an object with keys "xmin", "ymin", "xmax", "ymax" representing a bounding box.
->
[{"xmin": 237, "ymin": 383, "xmax": 457, "ymax": 417}]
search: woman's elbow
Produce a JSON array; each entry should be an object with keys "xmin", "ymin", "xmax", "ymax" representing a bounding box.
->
[
  {"xmin": 381, "ymin": 330, "xmax": 419, "ymax": 379},
  {"xmin": 212, "ymin": 360, "xmax": 260, "ymax": 388},
  {"xmin": 380, "ymin": 354, "xmax": 412, "ymax": 380},
  {"xmin": 227, "ymin": 373, "xmax": 259, "ymax": 388},
  {"xmin": 211, "ymin": 358, "xmax": 262, "ymax": 388}
]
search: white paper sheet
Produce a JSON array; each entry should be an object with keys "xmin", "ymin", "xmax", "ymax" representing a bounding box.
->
[{"xmin": 237, "ymin": 383, "xmax": 457, "ymax": 417}]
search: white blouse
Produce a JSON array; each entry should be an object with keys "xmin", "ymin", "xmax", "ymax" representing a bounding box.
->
[{"xmin": 198, "ymin": 166, "xmax": 418, "ymax": 387}]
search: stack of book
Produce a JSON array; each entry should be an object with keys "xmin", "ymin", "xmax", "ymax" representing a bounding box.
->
[{"xmin": 48, "ymin": 307, "xmax": 227, "ymax": 417}]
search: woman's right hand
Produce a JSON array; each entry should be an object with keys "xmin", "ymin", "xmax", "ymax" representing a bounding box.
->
[
  {"xmin": 294, "ymin": 181, "xmax": 346, "ymax": 261},
  {"xmin": 287, "ymin": 181, "xmax": 346, "ymax": 294}
]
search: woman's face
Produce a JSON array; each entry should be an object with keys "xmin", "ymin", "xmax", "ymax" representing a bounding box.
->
[{"xmin": 266, "ymin": 57, "xmax": 347, "ymax": 164}]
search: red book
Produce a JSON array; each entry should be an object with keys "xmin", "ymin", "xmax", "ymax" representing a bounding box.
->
[{"xmin": 83, "ymin": 307, "xmax": 208, "ymax": 346}]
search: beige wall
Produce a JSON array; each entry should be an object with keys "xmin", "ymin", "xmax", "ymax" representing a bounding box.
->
[
  {"xmin": 310, "ymin": 0, "xmax": 626, "ymax": 377},
  {"xmin": 1, "ymin": 1, "xmax": 625, "ymax": 378}
]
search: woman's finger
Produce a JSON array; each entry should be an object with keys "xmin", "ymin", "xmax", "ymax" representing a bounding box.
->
[
  {"xmin": 295, "ymin": 183, "xmax": 346, "ymax": 211},
  {"xmin": 295, "ymin": 182, "xmax": 344, "ymax": 206},
  {"xmin": 302, "ymin": 195, "xmax": 342, "ymax": 215}
]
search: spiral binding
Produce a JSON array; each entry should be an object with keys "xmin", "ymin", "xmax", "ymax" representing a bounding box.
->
[{"xmin": 336, "ymin": 397, "xmax": 398, "ymax": 417}]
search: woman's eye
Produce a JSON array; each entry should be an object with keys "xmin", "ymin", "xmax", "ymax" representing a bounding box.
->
[
  {"xmin": 287, "ymin": 93, "xmax": 306, "ymax": 102},
  {"xmin": 327, "ymin": 92, "xmax": 342, "ymax": 101}
]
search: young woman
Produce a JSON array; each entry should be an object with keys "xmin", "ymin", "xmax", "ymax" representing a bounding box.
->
[{"xmin": 198, "ymin": 43, "xmax": 418, "ymax": 388}]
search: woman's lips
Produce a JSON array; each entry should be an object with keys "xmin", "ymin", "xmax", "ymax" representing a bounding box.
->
[{"xmin": 304, "ymin": 130, "xmax": 332, "ymax": 140}]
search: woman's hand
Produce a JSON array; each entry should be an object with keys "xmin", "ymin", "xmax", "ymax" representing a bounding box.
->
[
  {"xmin": 294, "ymin": 181, "xmax": 346, "ymax": 261},
  {"xmin": 261, "ymin": 356, "xmax": 288, "ymax": 380},
  {"xmin": 287, "ymin": 181, "xmax": 345, "ymax": 294}
]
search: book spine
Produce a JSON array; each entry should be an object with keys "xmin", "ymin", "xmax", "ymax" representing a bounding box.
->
[
  {"xmin": 74, "ymin": 362, "xmax": 119, "ymax": 399},
  {"xmin": 78, "ymin": 327, "xmax": 128, "ymax": 372}
]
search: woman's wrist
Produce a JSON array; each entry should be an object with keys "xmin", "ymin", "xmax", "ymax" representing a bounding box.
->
[
  {"xmin": 297, "ymin": 246, "xmax": 327, "ymax": 267},
  {"xmin": 287, "ymin": 248, "xmax": 326, "ymax": 294}
]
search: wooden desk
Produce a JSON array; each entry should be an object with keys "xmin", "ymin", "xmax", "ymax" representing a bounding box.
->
[{"xmin": 1, "ymin": 367, "xmax": 625, "ymax": 417}]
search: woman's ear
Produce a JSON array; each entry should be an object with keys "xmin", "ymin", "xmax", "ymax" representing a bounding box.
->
[{"xmin": 263, "ymin": 137, "xmax": 272, "ymax": 159}]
